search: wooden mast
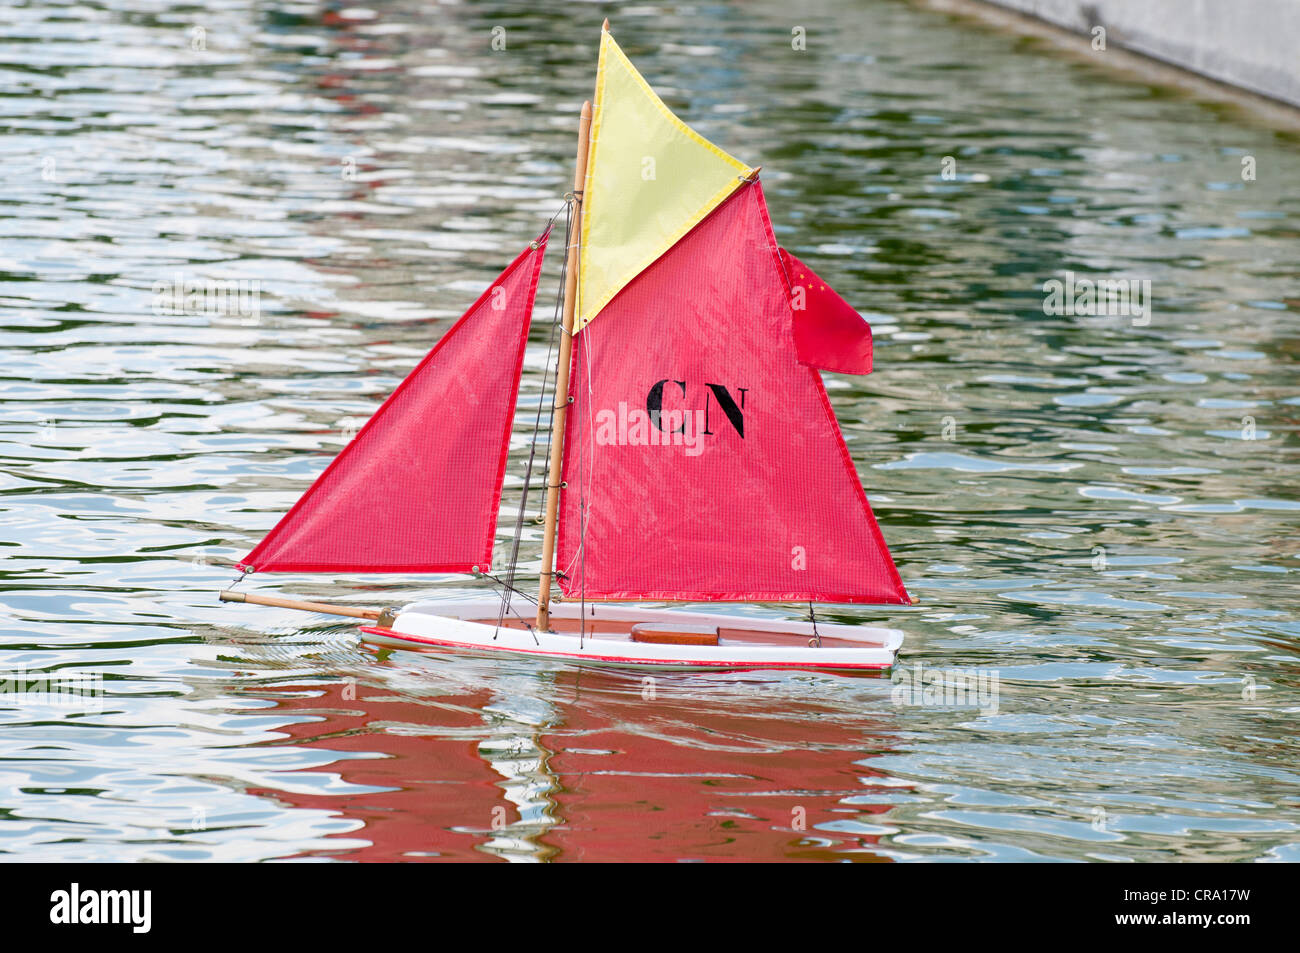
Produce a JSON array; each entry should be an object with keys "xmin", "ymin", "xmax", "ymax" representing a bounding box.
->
[{"xmin": 536, "ymin": 94, "xmax": 594, "ymax": 632}]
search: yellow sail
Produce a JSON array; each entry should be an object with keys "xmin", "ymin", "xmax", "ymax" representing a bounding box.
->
[{"xmin": 577, "ymin": 28, "xmax": 754, "ymax": 330}]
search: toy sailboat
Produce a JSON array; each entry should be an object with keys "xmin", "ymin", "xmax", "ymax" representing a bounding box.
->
[{"xmin": 220, "ymin": 22, "xmax": 912, "ymax": 672}]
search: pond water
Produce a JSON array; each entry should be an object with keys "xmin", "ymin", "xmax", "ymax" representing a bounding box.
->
[{"xmin": 1, "ymin": 0, "xmax": 1297, "ymax": 861}]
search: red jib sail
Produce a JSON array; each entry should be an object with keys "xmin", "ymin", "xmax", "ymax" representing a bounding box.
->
[
  {"xmin": 239, "ymin": 231, "xmax": 549, "ymax": 574},
  {"xmin": 556, "ymin": 184, "xmax": 908, "ymax": 604}
]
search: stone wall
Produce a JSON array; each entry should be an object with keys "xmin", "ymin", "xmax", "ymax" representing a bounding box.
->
[{"xmin": 974, "ymin": 0, "xmax": 1300, "ymax": 107}]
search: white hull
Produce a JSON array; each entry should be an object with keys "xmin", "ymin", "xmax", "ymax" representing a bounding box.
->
[{"xmin": 359, "ymin": 598, "xmax": 902, "ymax": 673}]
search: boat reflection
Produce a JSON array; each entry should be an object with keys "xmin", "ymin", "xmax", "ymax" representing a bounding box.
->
[{"xmin": 245, "ymin": 651, "xmax": 906, "ymax": 862}]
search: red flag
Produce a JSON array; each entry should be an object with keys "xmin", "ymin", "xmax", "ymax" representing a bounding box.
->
[
  {"xmin": 239, "ymin": 232, "xmax": 549, "ymax": 574},
  {"xmin": 556, "ymin": 185, "xmax": 907, "ymax": 604},
  {"xmin": 778, "ymin": 248, "xmax": 873, "ymax": 375}
]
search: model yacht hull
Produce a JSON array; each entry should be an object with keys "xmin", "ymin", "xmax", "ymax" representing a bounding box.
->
[{"xmin": 359, "ymin": 598, "xmax": 901, "ymax": 673}]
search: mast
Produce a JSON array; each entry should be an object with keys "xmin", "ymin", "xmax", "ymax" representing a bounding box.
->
[{"xmin": 536, "ymin": 96, "xmax": 593, "ymax": 632}]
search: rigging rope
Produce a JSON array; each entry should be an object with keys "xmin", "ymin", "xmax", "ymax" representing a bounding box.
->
[{"xmin": 494, "ymin": 198, "xmax": 573, "ymax": 643}]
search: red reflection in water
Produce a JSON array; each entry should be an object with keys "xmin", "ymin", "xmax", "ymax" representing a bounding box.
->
[
  {"xmin": 538, "ymin": 668, "xmax": 901, "ymax": 862},
  {"xmin": 247, "ymin": 681, "xmax": 507, "ymax": 862},
  {"xmin": 248, "ymin": 662, "xmax": 905, "ymax": 862}
]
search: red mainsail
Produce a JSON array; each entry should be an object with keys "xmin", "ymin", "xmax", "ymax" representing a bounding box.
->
[
  {"xmin": 556, "ymin": 184, "xmax": 908, "ymax": 604},
  {"xmin": 239, "ymin": 232, "xmax": 549, "ymax": 574}
]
